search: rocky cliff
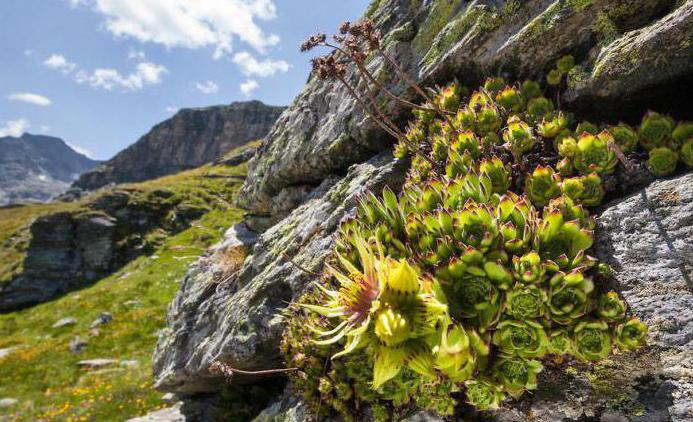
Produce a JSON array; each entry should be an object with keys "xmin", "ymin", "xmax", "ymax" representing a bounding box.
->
[
  {"xmin": 148, "ymin": 0, "xmax": 693, "ymax": 421},
  {"xmin": 73, "ymin": 101, "xmax": 285, "ymax": 190},
  {"xmin": 0, "ymin": 134, "xmax": 100, "ymax": 205}
]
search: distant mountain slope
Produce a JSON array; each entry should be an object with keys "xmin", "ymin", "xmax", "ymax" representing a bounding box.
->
[
  {"xmin": 73, "ymin": 100, "xmax": 285, "ymax": 190},
  {"xmin": 0, "ymin": 134, "xmax": 101, "ymax": 205}
]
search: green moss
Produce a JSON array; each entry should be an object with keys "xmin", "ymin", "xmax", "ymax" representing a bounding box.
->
[
  {"xmin": 566, "ymin": 0, "xmax": 594, "ymax": 12},
  {"xmin": 411, "ymin": 0, "xmax": 461, "ymax": 55},
  {"xmin": 593, "ymin": 12, "xmax": 619, "ymax": 46},
  {"xmin": 524, "ymin": 2, "xmax": 563, "ymax": 41},
  {"xmin": 365, "ymin": 0, "xmax": 382, "ymax": 18}
]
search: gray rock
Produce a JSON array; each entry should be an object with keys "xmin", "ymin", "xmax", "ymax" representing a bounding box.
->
[
  {"xmin": 125, "ymin": 403, "xmax": 185, "ymax": 422},
  {"xmin": 77, "ymin": 358, "xmax": 117, "ymax": 369},
  {"xmin": 69, "ymin": 336, "xmax": 88, "ymax": 354},
  {"xmin": 153, "ymin": 152, "xmax": 407, "ymax": 393},
  {"xmin": 90, "ymin": 312, "xmax": 113, "ymax": 328},
  {"xmin": 0, "ymin": 398, "xmax": 18, "ymax": 408},
  {"xmin": 161, "ymin": 393, "xmax": 177, "ymax": 403},
  {"xmin": 52, "ymin": 317, "xmax": 77, "ymax": 329}
]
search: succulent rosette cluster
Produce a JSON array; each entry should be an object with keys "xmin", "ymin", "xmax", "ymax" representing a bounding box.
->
[{"xmin": 288, "ymin": 62, "xmax": 663, "ymax": 419}]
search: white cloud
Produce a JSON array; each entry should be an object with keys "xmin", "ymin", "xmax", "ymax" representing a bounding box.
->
[
  {"xmin": 24, "ymin": 49, "xmax": 35, "ymax": 57},
  {"xmin": 232, "ymin": 51, "xmax": 289, "ymax": 77},
  {"xmin": 128, "ymin": 48, "xmax": 147, "ymax": 61},
  {"xmin": 0, "ymin": 119, "xmax": 30, "ymax": 137},
  {"xmin": 44, "ymin": 53, "xmax": 167, "ymax": 91},
  {"xmin": 7, "ymin": 93, "xmax": 52, "ymax": 107},
  {"xmin": 240, "ymin": 79, "xmax": 259, "ymax": 97},
  {"xmin": 43, "ymin": 54, "xmax": 78, "ymax": 74},
  {"xmin": 194, "ymin": 81, "xmax": 220, "ymax": 95},
  {"xmin": 40, "ymin": 125, "xmax": 52, "ymax": 133},
  {"xmin": 68, "ymin": 0, "xmax": 280, "ymax": 57},
  {"xmin": 165, "ymin": 106, "xmax": 178, "ymax": 113}
]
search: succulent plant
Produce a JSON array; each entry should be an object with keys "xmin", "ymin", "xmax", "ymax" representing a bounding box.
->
[
  {"xmin": 483, "ymin": 77, "xmax": 507, "ymax": 95},
  {"xmin": 480, "ymin": 156, "xmax": 511, "ymax": 194},
  {"xmin": 305, "ymin": 237, "xmax": 449, "ymax": 388},
  {"xmin": 493, "ymin": 320, "xmax": 549, "ymax": 358},
  {"xmin": 496, "ymin": 193, "xmax": 536, "ymax": 253},
  {"xmin": 639, "ymin": 112, "xmax": 674, "ymax": 151},
  {"xmin": 647, "ymin": 147, "xmax": 678, "ymax": 176},
  {"xmin": 571, "ymin": 131, "xmax": 618, "ymax": 175},
  {"xmin": 573, "ymin": 320, "xmax": 611, "ymax": 361},
  {"xmin": 546, "ymin": 69, "xmax": 562, "ymax": 86},
  {"xmin": 559, "ymin": 174, "xmax": 604, "ymax": 207},
  {"xmin": 493, "ymin": 356, "xmax": 542, "ymax": 397},
  {"xmin": 520, "ymin": 80, "xmax": 542, "ymax": 99},
  {"xmin": 505, "ymin": 284, "xmax": 547, "ymax": 319},
  {"xmin": 548, "ymin": 271, "xmax": 594, "ymax": 324},
  {"xmin": 613, "ymin": 318, "xmax": 648, "ymax": 352},
  {"xmin": 608, "ymin": 123, "xmax": 638, "ymax": 153},
  {"xmin": 681, "ymin": 140, "xmax": 693, "ymax": 167},
  {"xmin": 503, "ymin": 116, "xmax": 535, "ymax": 156},
  {"xmin": 597, "ymin": 291, "xmax": 627, "ymax": 323},
  {"xmin": 496, "ymin": 86, "xmax": 525, "ymax": 113},
  {"xmin": 524, "ymin": 165, "xmax": 561, "ymax": 207},
  {"xmin": 537, "ymin": 112, "xmax": 568, "ymax": 138},
  {"xmin": 672, "ymin": 122, "xmax": 693, "ymax": 148},
  {"xmin": 546, "ymin": 195, "xmax": 594, "ymax": 229},
  {"xmin": 432, "ymin": 319, "xmax": 489, "ymax": 382},
  {"xmin": 465, "ymin": 379, "xmax": 505, "ymax": 410},
  {"xmin": 527, "ymin": 97, "xmax": 554, "ymax": 120},
  {"xmin": 548, "ymin": 329, "xmax": 572, "ymax": 355},
  {"xmin": 556, "ymin": 55, "xmax": 575, "ymax": 73},
  {"xmin": 476, "ymin": 104, "xmax": 503, "ymax": 134},
  {"xmin": 512, "ymin": 252, "xmax": 546, "ymax": 284},
  {"xmin": 295, "ymin": 67, "xmax": 648, "ymax": 415},
  {"xmin": 453, "ymin": 131, "xmax": 481, "ymax": 158},
  {"xmin": 575, "ymin": 121, "xmax": 598, "ymax": 136}
]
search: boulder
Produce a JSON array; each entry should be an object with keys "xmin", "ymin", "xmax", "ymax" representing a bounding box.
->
[
  {"xmin": 153, "ymin": 152, "xmax": 407, "ymax": 393},
  {"xmin": 52, "ymin": 317, "xmax": 77, "ymax": 329}
]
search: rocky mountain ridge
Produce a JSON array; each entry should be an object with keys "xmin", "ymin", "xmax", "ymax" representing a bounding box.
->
[
  {"xmin": 0, "ymin": 134, "xmax": 100, "ymax": 205},
  {"xmin": 73, "ymin": 100, "xmax": 285, "ymax": 191}
]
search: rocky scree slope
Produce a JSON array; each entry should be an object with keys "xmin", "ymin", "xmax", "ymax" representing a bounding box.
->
[
  {"xmin": 73, "ymin": 101, "xmax": 284, "ymax": 191},
  {"xmin": 0, "ymin": 134, "xmax": 100, "ymax": 205},
  {"xmin": 151, "ymin": 0, "xmax": 693, "ymax": 420}
]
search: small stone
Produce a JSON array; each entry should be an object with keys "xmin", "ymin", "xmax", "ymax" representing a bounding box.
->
[
  {"xmin": 0, "ymin": 398, "xmax": 18, "ymax": 408},
  {"xmin": 52, "ymin": 317, "xmax": 77, "ymax": 328},
  {"xmin": 69, "ymin": 336, "xmax": 88, "ymax": 354},
  {"xmin": 120, "ymin": 360, "xmax": 139, "ymax": 368},
  {"xmin": 89, "ymin": 328, "xmax": 100, "ymax": 337},
  {"xmin": 161, "ymin": 393, "xmax": 176, "ymax": 403},
  {"xmin": 123, "ymin": 300, "xmax": 141, "ymax": 307},
  {"xmin": 0, "ymin": 347, "xmax": 15, "ymax": 359},
  {"xmin": 90, "ymin": 312, "xmax": 113, "ymax": 328},
  {"xmin": 77, "ymin": 358, "xmax": 117, "ymax": 369}
]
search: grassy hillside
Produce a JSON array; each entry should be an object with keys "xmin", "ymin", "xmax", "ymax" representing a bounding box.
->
[{"xmin": 0, "ymin": 157, "xmax": 249, "ymax": 420}]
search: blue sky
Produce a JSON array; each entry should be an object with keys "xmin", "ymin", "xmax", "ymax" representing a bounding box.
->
[{"xmin": 0, "ymin": 0, "xmax": 370, "ymax": 160}]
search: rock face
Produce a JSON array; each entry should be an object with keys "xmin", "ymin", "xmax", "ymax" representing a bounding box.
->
[
  {"xmin": 0, "ymin": 188, "xmax": 207, "ymax": 312},
  {"xmin": 0, "ymin": 134, "xmax": 100, "ymax": 205},
  {"xmin": 153, "ymin": 0, "xmax": 693, "ymax": 420},
  {"xmin": 74, "ymin": 101, "xmax": 284, "ymax": 190},
  {"xmin": 238, "ymin": 0, "xmax": 691, "ymax": 228},
  {"xmin": 153, "ymin": 152, "xmax": 407, "ymax": 393}
]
